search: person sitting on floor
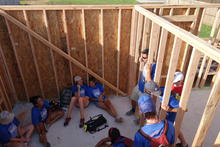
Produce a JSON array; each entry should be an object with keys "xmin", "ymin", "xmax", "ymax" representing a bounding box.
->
[
  {"xmin": 134, "ymin": 94, "xmax": 175, "ymax": 147},
  {"xmin": 126, "ymin": 48, "xmax": 156, "ymax": 117},
  {"xmin": 0, "ymin": 111, "xmax": 34, "ymax": 147},
  {"xmin": 87, "ymin": 77, "xmax": 123, "ymax": 123},
  {"xmin": 63, "ymin": 76, "xmax": 90, "ymax": 128},
  {"xmin": 30, "ymin": 96, "xmax": 64, "ymax": 147},
  {"xmin": 95, "ymin": 127, "xmax": 133, "ymax": 147}
]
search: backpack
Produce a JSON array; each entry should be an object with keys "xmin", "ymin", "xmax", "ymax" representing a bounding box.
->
[
  {"xmin": 114, "ymin": 136, "xmax": 134, "ymax": 147},
  {"xmin": 83, "ymin": 114, "xmax": 108, "ymax": 134},
  {"xmin": 138, "ymin": 120, "xmax": 169, "ymax": 147},
  {"xmin": 60, "ymin": 88, "xmax": 72, "ymax": 108}
]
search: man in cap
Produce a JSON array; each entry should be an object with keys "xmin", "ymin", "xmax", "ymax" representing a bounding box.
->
[
  {"xmin": 63, "ymin": 76, "xmax": 90, "ymax": 127},
  {"xmin": 0, "ymin": 111, "xmax": 34, "ymax": 147},
  {"xmin": 126, "ymin": 48, "xmax": 156, "ymax": 116},
  {"xmin": 134, "ymin": 94, "xmax": 175, "ymax": 147},
  {"xmin": 171, "ymin": 71, "xmax": 184, "ymax": 100}
]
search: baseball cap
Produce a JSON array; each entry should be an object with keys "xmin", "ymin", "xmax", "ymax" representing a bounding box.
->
[
  {"xmin": 0, "ymin": 111, "xmax": 14, "ymax": 125},
  {"xmin": 173, "ymin": 72, "xmax": 184, "ymax": 83},
  {"xmin": 138, "ymin": 94, "xmax": 156, "ymax": 113},
  {"xmin": 74, "ymin": 76, "xmax": 82, "ymax": 82},
  {"xmin": 144, "ymin": 80, "xmax": 161, "ymax": 97}
]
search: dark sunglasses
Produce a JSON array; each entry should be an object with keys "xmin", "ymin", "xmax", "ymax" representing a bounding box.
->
[{"xmin": 142, "ymin": 56, "xmax": 148, "ymax": 59}]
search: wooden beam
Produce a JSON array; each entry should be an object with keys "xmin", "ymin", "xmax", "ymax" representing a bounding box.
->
[
  {"xmin": 195, "ymin": 55, "xmax": 207, "ymax": 87},
  {"xmin": 199, "ymin": 57, "xmax": 212, "ymax": 87},
  {"xmin": 0, "ymin": 9, "xmax": 126, "ymax": 96},
  {"xmin": 128, "ymin": 9, "xmax": 138, "ymax": 95},
  {"xmin": 214, "ymin": 132, "xmax": 220, "ymax": 147},
  {"xmin": 180, "ymin": 8, "xmax": 204, "ymax": 74},
  {"xmin": 148, "ymin": 22, "xmax": 160, "ymax": 64},
  {"xmin": 116, "ymin": 9, "xmax": 122, "ymax": 95},
  {"xmin": 192, "ymin": 71, "xmax": 220, "ymax": 146},
  {"xmin": 135, "ymin": 13, "xmax": 144, "ymax": 64},
  {"xmin": 4, "ymin": 18, "xmax": 29, "ymax": 100},
  {"xmin": 159, "ymin": 37, "xmax": 182, "ymax": 120},
  {"xmin": 134, "ymin": 6, "xmax": 220, "ymax": 63},
  {"xmin": 100, "ymin": 9, "xmax": 105, "ymax": 84},
  {"xmin": 210, "ymin": 9, "xmax": 220, "ymax": 40},
  {"xmin": 198, "ymin": 8, "xmax": 206, "ymax": 33},
  {"xmin": 23, "ymin": 10, "xmax": 45, "ymax": 98},
  {"xmin": 0, "ymin": 74, "xmax": 11, "ymax": 110},
  {"xmin": 62, "ymin": 9, "xmax": 73, "ymax": 85},
  {"xmin": 1, "ymin": 4, "xmax": 220, "ymax": 10},
  {"xmin": 174, "ymin": 49, "xmax": 202, "ymax": 143},
  {"xmin": 43, "ymin": 9, "xmax": 60, "ymax": 97},
  {"xmin": 162, "ymin": 15, "xmax": 196, "ymax": 22},
  {"xmin": 138, "ymin": 17, "xmax": 151, "ymax": 81},
  {"xmin": 154, "ymin": 28, "xmax": 168, "ymax": 85},
  {"xmin": 81, "ymin": 9, "xmax": 89, "ymax": 83},
  {"xmin": 0, "ymin": 46, "xmax": 17, "ymax": 102}
]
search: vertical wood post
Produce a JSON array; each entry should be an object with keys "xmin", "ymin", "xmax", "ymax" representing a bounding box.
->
[
  {"xmin": 159, "ymin": 37, "xmax": 182, "ymax": 120},
  {"xmin": 43, "ymin": 9, "xmax": 60, "ymax": 97},
  {"xmin": 154, "ymin": 28, "xmax": 168, "ymax": 85},
  {"xmin": 81, "ymin": 9, "xmax": 89, "ymax": 83},
  {"xmin": 192, "ymin": 71, "xmax": 220, "ymax": 147},
  {"xmin": 4, "ymin": 19, "xmax": 29, "ymax": 100},
  {"xmin": 174, "ymin": 49, "xmax": 202, "ymax": 143},
  {"xmin": 62, "ymin": 9, "xmax": 73, "ymax": 85},
  {"xmin": 23, "ymin": 10, "xmax": 45, "ymax": 98},
  {"xmin": 116, "ymin": 9, "xmax": 121, "ymax": 95},
  {"xmin": 128, "ymin": 9, "xmax": 138, "ymax": 95}
]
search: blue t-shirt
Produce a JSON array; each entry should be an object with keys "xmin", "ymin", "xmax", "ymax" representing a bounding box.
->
[
  {"xmin": 31, "ymin": 100, "xmax": 50, "ymax": 125},
  {"xmin": 87, "ymin": 83, "xmax": 104, "ymax": 99},
  {"xmin": 112, "ymin": 137, "xmax": 127, "ymax": 147},
  {"xmin": 71, "ymin": 85, "xmax": 88, "ymax": 97},
  {"xmin": 134, "ymin": 120, "xmax": 175, "ymax": 147},
  {"xmin": 138, "ymin": 63, "xmax": 156, "ymax": 92},
  {"xmin": 0, "ymin": 117, "xmax": 20, "ymax": 144}
]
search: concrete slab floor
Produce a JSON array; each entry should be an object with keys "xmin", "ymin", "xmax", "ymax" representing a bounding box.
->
[{"xmin": 13, "ymin": 88, "xmax": 220, "ymax": 147}]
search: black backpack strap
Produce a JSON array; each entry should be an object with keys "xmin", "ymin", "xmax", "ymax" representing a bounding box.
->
[{"xmin": 138, "ymin": 129, "xmax": 153, "ymax": 141}]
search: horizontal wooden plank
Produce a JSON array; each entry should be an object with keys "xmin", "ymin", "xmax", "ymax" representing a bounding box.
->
[
  {"xmin": 135, "ymin": 6, "xmax": 220, "ymax": 63},
  {"xmin": 1, "ymin": 4, "xmax": 220, "ymax": 10},
  {"xmin": 162, "ymin": 15, "xmax": 196, "ymax": 22}
]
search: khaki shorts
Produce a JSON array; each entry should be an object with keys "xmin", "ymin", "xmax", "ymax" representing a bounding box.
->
[{"xmin": 130, "ymin": 85, "xmax": 142, "ymax": 102}]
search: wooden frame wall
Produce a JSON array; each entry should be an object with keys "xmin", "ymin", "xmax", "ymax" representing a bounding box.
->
[
  {"xmin": 135, "ymin": 5, "xmax": 220, "ymax": 147},
  {"xmin": 0, "ymin": 4, "xmax": 220, "ymax": 113},
  {"xmin": 0, "ymin": 5, "xmax": 206, "ymax": 102}
]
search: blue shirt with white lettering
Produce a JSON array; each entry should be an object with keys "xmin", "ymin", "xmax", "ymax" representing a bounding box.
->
[
  {"xmin": 87, "ymin": 83, "xmax": 104, "ymax": 99},
  {"xmin": 138, "ymin": 63, "xmax": 156, "ymax": 92},
  {"xmin": 0, "ymin": 117, "xmax": 20, "ymax": 144},
  {"xmin": 31, "ymin": 100, "xmax": 50, "ymax": 125},
  {"xmin": 134, "ymin": 120, "xmax": 175, "ymax": 147},
  {"xmin": 71, "ymin": 85, "xmax": 88, "ymax": 97}
]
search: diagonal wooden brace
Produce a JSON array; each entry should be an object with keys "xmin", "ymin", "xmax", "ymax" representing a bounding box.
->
[{"xmin": 0, "ymin": 9, "xmax": 126, "ymax": 96}]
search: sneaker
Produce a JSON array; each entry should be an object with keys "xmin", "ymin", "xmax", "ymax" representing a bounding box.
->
[
  {"xmin": 133, "ymin": 119, "xmax": 140, "ymax": 125},
  {"xmin": 126, "ymin": 109, "xmax": 135, "ymax": 116},
  {"xmin": 64, "ymin": 117, "xmax": 71, "ymax": 127},
  {"xmin": 79, "ymin": 118, "xmax": 85, "ymax": 128},
  {"xmin": 44, "ymin": 142, "xmax": 51, "ymax": 147},
  {"xmin": 115, "ymin": 117, "xmax": 123, "ymax": 123},
  {"xmin": 176, "ymin": 143, "xmax": 188, "ymax": 147}
]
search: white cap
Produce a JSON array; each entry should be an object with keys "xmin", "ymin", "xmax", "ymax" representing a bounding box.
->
[
  {"xmin": 74, "ymin": 76, "xmax": 82, "ymax": 82},
  {"xmin": 0, "ymin": 111, "xmax": 14, "ymax": 125},
  {"xmin": 173, "ymin": 72, "xmax": 184, "ymax": 83}
]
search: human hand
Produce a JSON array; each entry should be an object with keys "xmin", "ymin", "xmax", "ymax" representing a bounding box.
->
[
  {"xmin": 161, "ymin": 104, "xmax": 170, "ymax": 112},
  {"xmin": 139, "ymin": 56, "xmax": 143, "ymax": 63},
  {"xmin": 145, "ymin": 63, "xmax": 152, "ymax": 71},
  {"xmin": 98, "ymin": 98, "xmax": 104, "ymax": 102}
]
